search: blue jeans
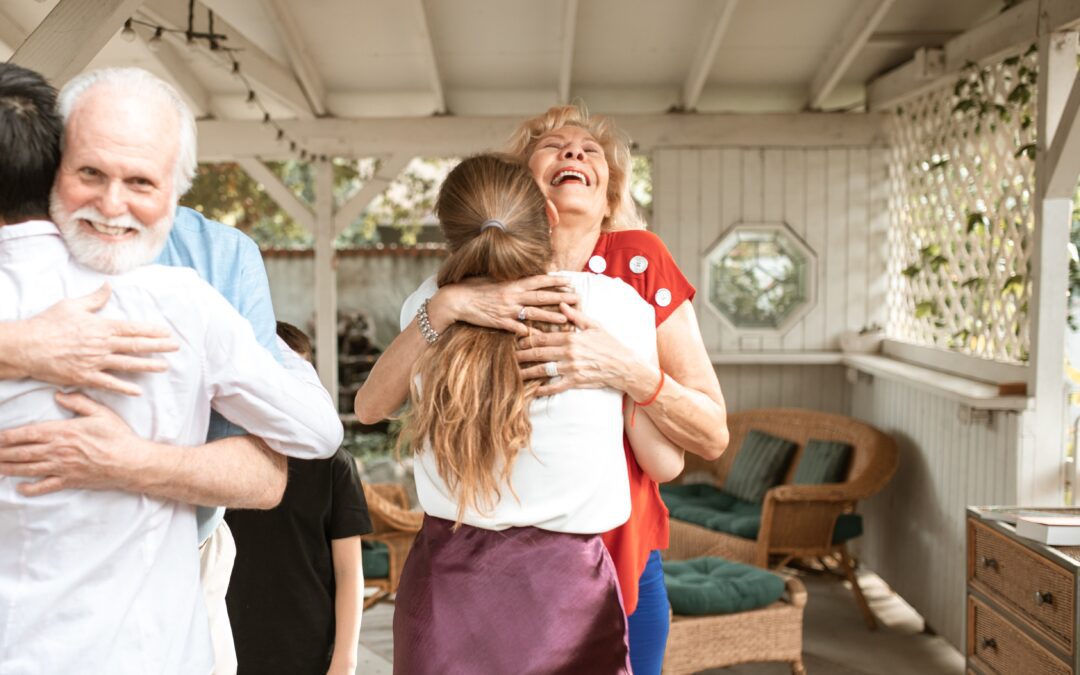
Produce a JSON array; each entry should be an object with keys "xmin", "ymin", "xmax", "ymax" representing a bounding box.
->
[{"xmin": 627, "ymin": 550, "xmax": 670, "ymax": 675}]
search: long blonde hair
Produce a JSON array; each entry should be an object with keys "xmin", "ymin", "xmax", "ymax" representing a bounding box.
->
[
  {"xmin": 406, "ymin": 154, "xmax": 555, "ymax": 525},
  {"xmin": 506, "ymin": 103, "xmax": 644, "ymax": 231}
]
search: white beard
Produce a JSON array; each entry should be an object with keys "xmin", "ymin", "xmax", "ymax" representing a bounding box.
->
[{"xmin": 50, "ymin": 190, "xmax": 174, "ymax": 275}]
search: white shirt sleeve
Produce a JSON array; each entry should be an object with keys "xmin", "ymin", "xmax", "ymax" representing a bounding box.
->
[
  {"xmin": 198, "ymin": 283, "xmax": 343, "ymax": 459},
  {"xmin": 400, "ymin": 275, "xmax": 439, "ymax": 331}
]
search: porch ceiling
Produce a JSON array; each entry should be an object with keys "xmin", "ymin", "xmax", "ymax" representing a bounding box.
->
[{"xmin": 1, "ymin": 0, "xmax": 1004, "ymax": 120}]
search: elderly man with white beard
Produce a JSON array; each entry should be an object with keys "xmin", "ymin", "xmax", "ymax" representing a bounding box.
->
[{"xmin": 0, "ymin": 64, "xmax": 342, "ymax": 674}]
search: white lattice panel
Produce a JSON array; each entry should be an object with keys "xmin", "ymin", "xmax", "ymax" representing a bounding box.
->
[{"xmin": 887, "ymin": 50, "xmax": 1037, "ymax": 363}]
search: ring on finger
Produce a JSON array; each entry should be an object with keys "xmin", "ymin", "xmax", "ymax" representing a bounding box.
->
[
  {"xmin": 543, "ymin": 361, "xmax": 559, "ymax": 378},
  {"xmin": 517, "ymin": 307, "xmax": 528, "ymax": 322}
]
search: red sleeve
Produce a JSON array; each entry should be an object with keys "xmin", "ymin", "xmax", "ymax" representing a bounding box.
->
[{"xmin": 589, "ymin": 230, "xmax": 695, "ymax": 326}]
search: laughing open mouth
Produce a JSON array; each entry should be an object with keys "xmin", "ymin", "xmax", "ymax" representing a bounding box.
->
[
  {"xmin": 84, "ymin": 220, "xmax": 137, "ymax": 237},
  {"xmin": 551, "ymin": 170, "xmax": 590, "ymax": 187}
]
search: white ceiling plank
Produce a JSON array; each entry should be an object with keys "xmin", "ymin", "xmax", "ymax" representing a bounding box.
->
[
  {"xmin": 196, "ymin": 112, "xmax": 888, "ymax": 161},
  {"xmin": 808, "ymin": 0, "xmax": 895, "ymax": 110},
  {"xmin": 261, "ymin": 0, "xmax": 326, "ymax": 116},
  {"xmin": 409, "ymin": 0, "xmax": 445, "ymax": 115},
  {"xmin": 557, "ymin": 0, "xmax": 578, "ymax": 105},
  {"xmin": 235, "ymin": 158, "xmax": 315, "ymax": 231},
  {"xmin": 9, "ymin": 0, "xmax": 146, "ymax": 86},
  {"xmin": 0, "ymin": 6, "xmax": 29, "ymax": 55},
  {"xmin": 1043, "ymin": 58, "xmax": 1080, "ymax": 199},
  {"xmin": 868, "ymin": 0, "xmax": 1080, "ymax": 111},
  {"xmin": 140, "ymin": 0, "xmax": 315, "ymax": 119},
  {"xmin": 333, "ymin": 155, "xmax": 411, "ymax": 236},
  {"xmin": 680, "ymin": 0, "xmax": 738, "ymax": 112},
  {"xmin": 130, "ymin": 21, "xmax": 211, "ymax": 117},
  {"xmin": 866, "ymin": 31, "xmax": 960, "ymax": 49}
]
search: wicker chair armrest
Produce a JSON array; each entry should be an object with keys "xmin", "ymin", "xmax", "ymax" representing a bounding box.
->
[
  {"xmin": 364, "ymin": 483, "xmax": 424, "ymax": 533},
  {"xmin": 756, "ymin": 497, "xmax": 850, "ymax": 562},
  {"xmin": 782, "ymin": 575, "xmax": 807, "ymax": 608}
]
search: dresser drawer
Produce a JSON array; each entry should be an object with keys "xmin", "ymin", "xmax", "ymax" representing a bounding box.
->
[
  {"xmin": 970, "ymin": 520, "xmax": 1075, "ymax": 650},
  {"xmin": 969, "ymin": 596, "xmax": 1071, "ymax": 675}
]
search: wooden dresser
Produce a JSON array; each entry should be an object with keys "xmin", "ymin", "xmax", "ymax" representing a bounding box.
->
[{"xmin": 967, "ymin": 508, "xmax": 1080, "ymax": 674}]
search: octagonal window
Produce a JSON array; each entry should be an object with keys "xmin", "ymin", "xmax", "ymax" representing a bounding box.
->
[{"xmin": 704, "ymin": 222, "xmax": 816, "ymax": 332}]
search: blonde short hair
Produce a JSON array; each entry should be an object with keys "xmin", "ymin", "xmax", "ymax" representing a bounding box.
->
[{"xmin": 506, "ymin": 104, "xmax": 644, "ymax": 231}]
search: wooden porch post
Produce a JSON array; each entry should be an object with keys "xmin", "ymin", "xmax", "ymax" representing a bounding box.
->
[
  {"xmin": 1027, "ymin": 30, "xmax": 1079, "ymax": 504},
  {"xmin": 313, "ymin": 161, "xmax": 339, "ymax": 405}
]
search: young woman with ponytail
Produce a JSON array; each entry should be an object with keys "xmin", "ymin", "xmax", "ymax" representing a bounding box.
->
[{"xmin": 391, "ymin": 154, "xmax": 679, "ymax": 674}]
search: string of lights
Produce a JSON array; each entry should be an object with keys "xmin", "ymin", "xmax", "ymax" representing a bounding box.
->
[{"xmin": 121, "ymin": 2, "xmax": 328, "ymax": 163}]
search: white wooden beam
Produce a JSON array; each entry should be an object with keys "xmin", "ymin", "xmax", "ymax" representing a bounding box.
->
[
  {"xmin": 140, "ymin": 0, "xmax": 315, "ymax": 119},
  {"xmin": 313, "ymin": 161, "xmax": 338, "ymax": 398},
  {"xmin": 0, "ymin": 6, "xmax": 29, "ymax": 55},
  {"xmin": 9, "ymin": 0, "xmax": 146, "ymax": 86},
  {"xmin": 680, "ymin": 0, "xmax": 738, "ymax": 112},
  {"xmin": 1044, "ymin": 34, "xmax": 1080, "ymax": 200},
  {"xmin": 262, "ymin": 0, "xmax": 326, "ymax": 116},
  {"xmin": 333, "ymin": 154, "xmax": 411, "ymax": 236},
  {"xmin": 235, "ymin": 158, "xmax": 315, "ymax": 231},
  {"xmin": 196, "ymin": 113, "xmax": 888, "ymax": 161},
  {"xmin": 130, "ymin": 20, "xmax": 211, "ymax": 117},
  {"xmin": 866, "ymin": 31, "xmax": 959, "ymax": 49},
  {"xmin": 808, "ymin": 0, "xmax": 895, "ymax": 110},
  {"xmin": 556, "ymin": 0, "xmax": 578, "ymax": 105},
  {"xmin": 868, "ymin": 0, "xmax": 1080, "ymax": 110},
  {"xmin": 1026, "ymin": 30, "xmax": 1077, "ymax": 505},
  {"xmin": 408, "ymin": 0, "xmax": 445, "ymax": 115}
]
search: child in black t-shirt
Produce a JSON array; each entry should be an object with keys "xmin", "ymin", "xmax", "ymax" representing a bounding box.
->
[{"xmin": 225, "ymin": 322, "xmax": 373, "ymax": 675}]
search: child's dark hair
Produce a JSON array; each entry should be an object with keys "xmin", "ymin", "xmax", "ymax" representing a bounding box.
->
[{"xmin": 276, "ymin": 321, "xmax": 312, "ymax": 361}]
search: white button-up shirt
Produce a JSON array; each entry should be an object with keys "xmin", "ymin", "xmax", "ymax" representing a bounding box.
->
[{"xmin": 0, "ymin": 221, "xmax": 343, "ymax": 675}]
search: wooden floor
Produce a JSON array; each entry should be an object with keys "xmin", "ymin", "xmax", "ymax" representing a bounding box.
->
[{"xmin": 355, "ymin": 566, "xmax": 964, "ymax": 674}]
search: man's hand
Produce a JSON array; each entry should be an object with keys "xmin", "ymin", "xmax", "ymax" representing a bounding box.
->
[
  {"xmin": 16, "ymin": 283, "xmax": 179, "ymax": 396},
  {"xmin": 0, "ymin": 391, "xmax": 147, "ymax": 497}
]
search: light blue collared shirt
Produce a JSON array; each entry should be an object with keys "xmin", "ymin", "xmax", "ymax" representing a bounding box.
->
[{"xmin": 157, "ymin": 205, "xmax": 281, "ymax": 543}]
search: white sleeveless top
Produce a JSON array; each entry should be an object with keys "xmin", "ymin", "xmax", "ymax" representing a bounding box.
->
[{"xmin": 400, "ymin": 271, "xmax": 656, "ymax": 534}]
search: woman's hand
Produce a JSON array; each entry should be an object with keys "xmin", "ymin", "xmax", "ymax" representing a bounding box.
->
[
  {"xmin": 516, "ymin": 302, "xmax": 653, "ymax": 398},
  {"xmin": 430, "ymin": 275, "xmax": 578, "ymax": 337}
]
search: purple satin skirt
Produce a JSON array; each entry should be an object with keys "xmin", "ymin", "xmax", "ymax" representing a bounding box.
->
[{"xmin": 393, "ymin": 515, "xmax": 631, "ymax": 675}]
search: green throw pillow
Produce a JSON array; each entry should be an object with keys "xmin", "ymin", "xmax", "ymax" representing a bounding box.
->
[
  {"xmin": 792, "ymin": 439, "xmax": 852, "ymax": 485},
  {"xmin": 663, "ymin": 556, "xmax": 786, "ymax": 616},
  {"xmin": 723, "ymin": 430, "xmax": 797, "ymax": 503},
  {"xmin": 361, "ymin": 540, "xmax": 390, "ymax": 579}
]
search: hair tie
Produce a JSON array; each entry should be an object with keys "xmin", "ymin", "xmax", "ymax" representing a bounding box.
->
[{"xmin": 481, "ymin": 219, "xmax": 507, "ymax": 232}]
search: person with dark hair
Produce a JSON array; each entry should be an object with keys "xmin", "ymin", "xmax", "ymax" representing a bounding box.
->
[
  {"xmin": 0, "ymin": 63, "xmax": 62, "ymax": 224},
  {"xmin": 224, "ymin": 321, "xmax": 372, "ymax": 675},
  {"xmin": 0, "ymin": 64, "xmax": 343, "ymax": 674},
  {"xmin": 391, "ymin": 154, "xmax": 681, "ymax": 674}
]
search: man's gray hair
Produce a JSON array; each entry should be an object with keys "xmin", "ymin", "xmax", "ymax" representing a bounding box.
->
[{"xmin": 57, "ymin": 67, "xmax": 197, "ymax": 197}]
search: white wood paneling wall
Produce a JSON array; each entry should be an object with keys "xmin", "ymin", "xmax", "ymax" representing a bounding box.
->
[
  {"xmin": 715, "ymin": 365, "xmax": 849, "ymax": 413},
  {"xmin": 651, "ymin": 147, "xmax": 889, "ymax": 354},
  {"xmin": 850, "ymin": 376, "xmax": 1022, "ymax": 649}
]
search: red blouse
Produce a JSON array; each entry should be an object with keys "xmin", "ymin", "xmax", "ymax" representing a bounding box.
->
[{"xmin": 588, "ymin": 229, "xmax": 695, "ymax": 614}]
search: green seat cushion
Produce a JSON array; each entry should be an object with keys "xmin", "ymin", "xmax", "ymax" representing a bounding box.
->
[
  {"xmin": 660, "ymin": 483, "xmax": 863, "ymax": 544},
  {"xmin": 793, "ymin": 439, "xmax": 852, "ymax": 485},
  {"xmin": 723, "ymin": 430, "xmax": 797, "ymax": 503},
  {"xmin": 361, "ymin": 540, "xmax": 389, "ymax": 579},
  {"xmin": 663, "ymin": 556, "xmax": 786, "ymax": 616}
]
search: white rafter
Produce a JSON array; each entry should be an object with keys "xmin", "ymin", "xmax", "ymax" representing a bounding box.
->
[
  {"xmin": 235, "ymin": 158, "xmax": 315, "ymax": 231},
  {"xmin": 866, "ymin": 31, "xmax": 959, "ymax": 49},
  {"xmin": 131, "ymin": 22, "xmax": 211, "ymax": 117},
  {"xmin": 0, "ymin": 6, "xmax": 28, "ymax": 55},
  {"xmin": 9, "ymin": 0, "xmax": 145, "ymax": 85},
  {"xmin": 557, "ymin": 0, "xmax": 578, "ymax": 104},
  {"xmin": 408, "ymin": 0, "xmax": 446, "ymax": 114},
  {"xmin": 261, "ymin": 0, "xmax": 327, "ymax": 116},
  {"xmin": 140, "ymin": 0, "xmax": 315, "ymax": 119},
  {"xmin": 680, "ymin": 0, "xmax": 738, "ymax": 112},
  {"xmin": 333, "ymin": 155, "xmax": 411, "ymax": 236},
  {"xmin": 808, "ymin": 0, "xmax": 895, "ymax": 110},
  {"xmin": 1044, "ymin": 54, "xmax": 1080, "ymax": 199}
]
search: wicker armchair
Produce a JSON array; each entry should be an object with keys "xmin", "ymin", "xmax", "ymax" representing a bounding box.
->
[
  {"xmin": 667, "ymin": 408, "xmax": 898, "ymax": 629},
  {"xmin": 362, "ymin": 482, "xmax": 423, "ymax": 610}
]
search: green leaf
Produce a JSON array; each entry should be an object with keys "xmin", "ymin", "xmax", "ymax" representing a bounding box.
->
[
  {"xmin": 902, "ymin": 264, "xmax": 922, "ymax": 278},
  {"xmin": 953, "ymin": 99, "xmax": 976, "ymax": 114},
  {"xmin": 1002, "ymin": 55, "xmax": 1020, "ymax": 67},
  {"xmin": 1003, "ymin": 274, "xmax": 1025, "ymax": 295},
  {"xmin": 1015, "ymin": 143, "xmax": 1036, "ymax": 159},
  {"xmin": 967, "ymin": 211, "xmax": 989, "ymax": 233},
  {"xmin": 915, "ymin": 301, "xmax": 936, "ymax": 319},
  {"xmin": 961, "ymin": 276, "xmax": 985, "ymax": 290},
  {"xmin": 929, "ymin": 255, "xmax": 949, "ymax": 272}
]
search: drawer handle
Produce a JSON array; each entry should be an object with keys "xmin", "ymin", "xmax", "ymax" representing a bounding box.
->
[
  {"xmin": 980, "ymin": 637, "xmax": 998, "ymax": 651},
  {"xmin": 1034, "ymin": 591, "xmax": 1054, "ymax": 607},
  {"xmin": 979, "ymin": 556, "xmax": 999, "ymax": 571}
]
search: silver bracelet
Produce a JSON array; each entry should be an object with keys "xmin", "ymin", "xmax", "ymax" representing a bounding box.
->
[{"xmin": 416, "ymin": 298, "xmax": 440, "ymax": 345}]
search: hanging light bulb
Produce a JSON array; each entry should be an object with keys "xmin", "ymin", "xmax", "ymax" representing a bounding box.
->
[
  {"xmin": 245, "ymin": 91, "xmax": 257, "ymax": 108},
  {"xmin": 120, "ymin": 19, "xmax": 137, "ymax": 43},
  {"xmin": 147, "ymin": 27, "xmax": 164, "ymax": 52}
]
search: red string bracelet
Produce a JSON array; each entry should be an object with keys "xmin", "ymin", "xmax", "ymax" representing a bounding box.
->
[{"xmin": 630, "ymin": 369, "xmax": 665, "ymax": 427}]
